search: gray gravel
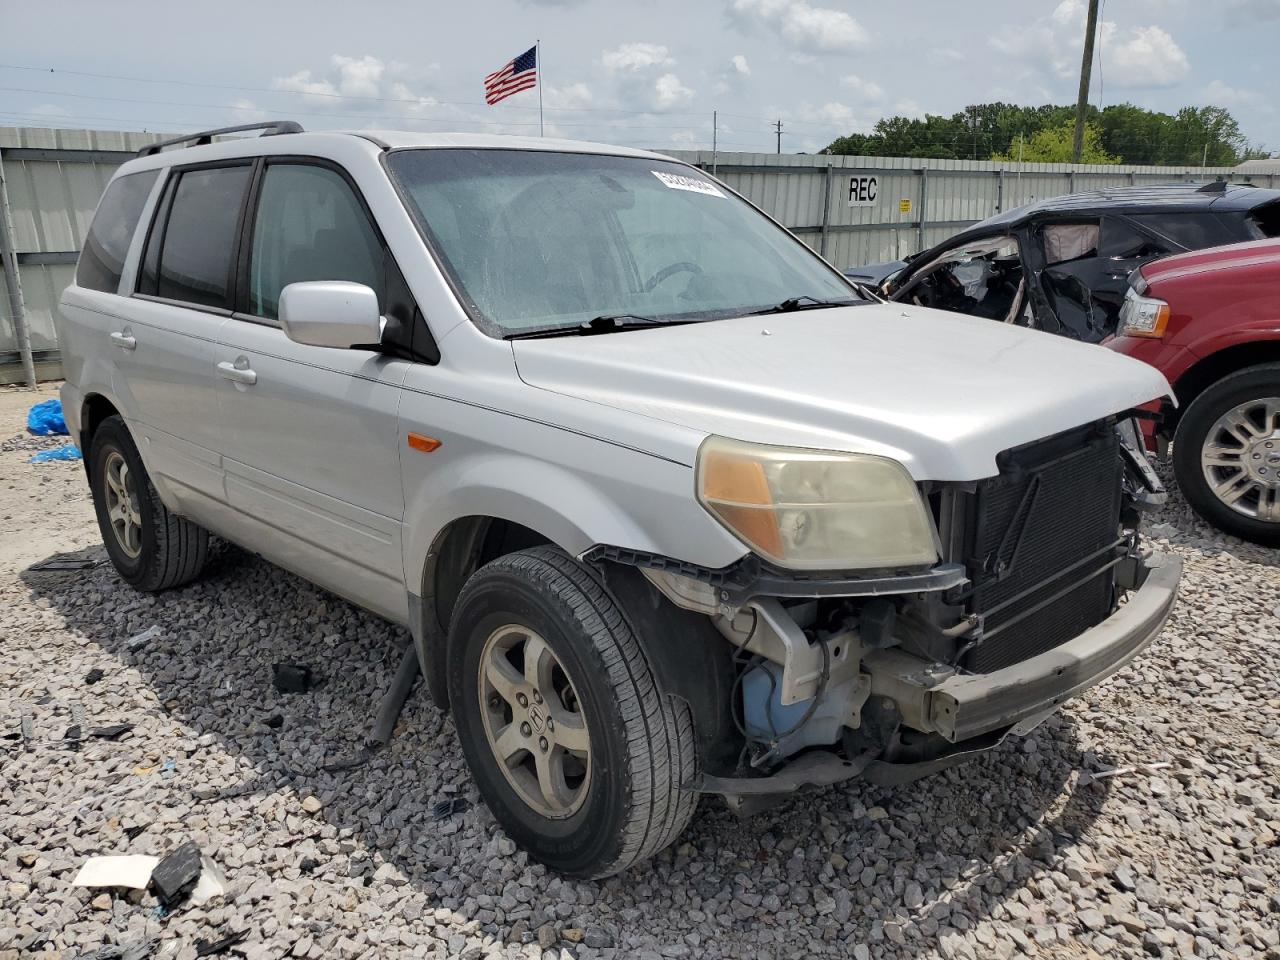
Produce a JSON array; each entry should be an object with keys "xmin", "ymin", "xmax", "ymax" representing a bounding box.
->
[{"xmin": 2, "ymin": 390, "xmax": 1279, "ymax": 959}]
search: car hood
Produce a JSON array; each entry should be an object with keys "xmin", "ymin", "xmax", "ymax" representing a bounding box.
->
[{"xmin": 511, "ymin": 303, "xmax": 1172, "ymax": 481}]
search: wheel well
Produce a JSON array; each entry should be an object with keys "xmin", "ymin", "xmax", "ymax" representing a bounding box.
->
[
  {"xmin": 80, "ymin": 394, "xmax": 120, "ymax": 462},
  {"xmin": 415, "ymin": 516, "xmax": 553, "ymax": 708},
  {"xmin": 1167, "ymin": 343, "xmax": 1280, "ymax": 436}
]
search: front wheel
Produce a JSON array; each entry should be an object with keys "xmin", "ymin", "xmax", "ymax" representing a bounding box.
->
[
  {"xmin": 1173, "ymin": 363, "xmax": 1280, "ymax": 545},
  {"xmin": 447, "ymin": 547, "xmax": 698, "ymax": 878}
]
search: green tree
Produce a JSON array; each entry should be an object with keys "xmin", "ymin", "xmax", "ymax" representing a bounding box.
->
[{"xmin": 992, "ymin": 121, "xmax": 1120, "ymax": 164}]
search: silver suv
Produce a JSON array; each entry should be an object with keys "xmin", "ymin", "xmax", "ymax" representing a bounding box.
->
[{"xmin": 58, "ymin": 122, "xmax": 1182, "ymax": 878}]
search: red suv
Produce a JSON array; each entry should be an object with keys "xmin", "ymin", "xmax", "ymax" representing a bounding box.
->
[{"xmin": 1107, "ymin": 237, "xmax": 1280, "ymax": 544}]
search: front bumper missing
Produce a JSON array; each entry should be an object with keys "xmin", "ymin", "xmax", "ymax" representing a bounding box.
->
[
  {"xmin": 695, "ymin": 551, "xmax": 1181, "ymax": 804},
  {"xmin": 925, "ymin": 551, "xmax": 1181, "ymax": 741}
]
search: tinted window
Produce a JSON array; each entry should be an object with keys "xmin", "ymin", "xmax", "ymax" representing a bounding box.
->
[
  {"xmin": 248, "ymin": 164, "xmax": 384, "ymax": 320},
  {"xmin": 76, "ymin": 170, "xmax": 159, "ymax": 293},
  {"xmin": 1129, "ymin": 213, "xmax": 1238, "ymax": 250},
  {"xmin": 155, "ymin": 166, "xmax": 252, "ymax": 309},
  {"xmin": 1098, "ymin": 218, "xmax": 1175, "ymax": 260}
]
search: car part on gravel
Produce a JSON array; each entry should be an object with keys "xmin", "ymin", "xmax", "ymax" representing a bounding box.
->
[
  {"xmin": 272, "ymin": 663, "xmax": 317, "ymax": 694},
  {"xmin": 149, "ymin": 840, "xmax": 203, "ymax": 905}
]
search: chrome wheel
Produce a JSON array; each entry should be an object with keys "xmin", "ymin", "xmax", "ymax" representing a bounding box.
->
[
  {"xmin": 478, "ymin": 624, "xmax": 591, "ymax": 819},
  {"xmin": 103, "ymin": 450, "xmax": 143, "ymax": 558},
  {"xmin": 1200, "ymin": 397, "xmax": 1280, "ymax": 523}
]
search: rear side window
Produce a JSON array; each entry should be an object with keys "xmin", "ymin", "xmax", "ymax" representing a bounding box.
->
[
  {"xmin": 1097, "ymin": 218, "xmax": 1174, "ymax": 260},
  {"xmin": 1129, "ymin": 213, "xmax": 1239, "ymax": 250},
  {"xmin": 143, "ymin": 165, "xmax": 252, "ymax": 309},
  {"xmin": 247, "ymin": 163, "xmax": 385, "ymax": 320},
  {"xmin": 76, "ymin": 170, "xmax": 159, "ymax": 293},
  {"xmin": 1249, "ymin": 200, "xmax": 1280, "ymax": 239}
]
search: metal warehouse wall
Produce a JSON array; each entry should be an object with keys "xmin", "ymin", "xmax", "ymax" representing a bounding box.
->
[
  {"xmin": 0, "ymin": 127, "xmax": 162, "ymax": 383},
  {"xmin": 664, "ymin": 151, "xmax": 1262, "ymax": 271},
  {"xmin": 0, "ymin": 126, "xmax": 1271, "ymax": 382}
]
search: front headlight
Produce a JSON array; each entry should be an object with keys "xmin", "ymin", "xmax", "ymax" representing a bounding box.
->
[
  {"xmin": 1118, "ymin": 287, "xmax": 1170, "ymax": 339},
  {"xmin": 696, "ymin": 436, "xmax": 938, "ymax": 570}
]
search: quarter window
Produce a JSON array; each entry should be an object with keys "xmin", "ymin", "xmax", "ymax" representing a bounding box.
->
[
  {"xmin": 247, "ymin": 164, "xmax": 384, "ymax": 320},
  {"xmin": 76, "ymin": 170, "xmax": 159, "ymax": 293},
  {"xmin": 150, "ymin": 165, "xmax": 253, "ymax": 309}
]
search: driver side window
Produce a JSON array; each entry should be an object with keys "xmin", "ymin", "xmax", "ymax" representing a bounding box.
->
[{"xmin": 247, "ymin": 163, "xmax": 385, "ymax": 321}]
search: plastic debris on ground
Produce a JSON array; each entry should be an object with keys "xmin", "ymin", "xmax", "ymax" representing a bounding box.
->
[
  {"xmin": 127, "ymin": 624, "xmax": 163, "ymax": 651},
  {"xmin": 28, "ymin": 556, "xmax": 101, "ymax": 572},
  {"xmin": 150, "ymin": 841, "xmax": 203, "ymax": 905},
  {"xmin": 272, "ymin": 662, "xmax": 317, "ymax": 693},
  {"xmin": 195, "ymin": 930, "xmax": 249, "ymax": 957},
  {"xmin": 1079, "ymin": 760, "xmax": 1172, "ymax": 786},
  {"xmin": 29, "ymin": 443, "xmax": 82, "ymax": 463},
  {"xmin": 432, "ymin": 797, "xmax": 470, "ymax": 821},
  {"xmin": 85, "ymin": 667, "xmax": 106, "ymax": 684},
  {"xmin": 26, "ymin": 398, "xmax": 68, "ymax": 436},
  {"xmin": 89, "ymin": 723, "xmax": 134, "ymax": 740}
]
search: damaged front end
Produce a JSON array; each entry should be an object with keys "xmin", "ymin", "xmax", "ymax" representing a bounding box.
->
[{"xmin": 596, "ymin": 416, "xmax": 1182, "ymax": 815}]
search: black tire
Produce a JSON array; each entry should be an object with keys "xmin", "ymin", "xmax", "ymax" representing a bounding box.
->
[
  {"xmin": 88, "ymin": 415, "xmax": 209, "ymax": 591},
  {"xmin": 447, "ymin": 546, "xmax": 698, "ymax": 878},
  {"xmin": 1173, "ymin": 363, "xmax": 1280, "ymax": 546}
]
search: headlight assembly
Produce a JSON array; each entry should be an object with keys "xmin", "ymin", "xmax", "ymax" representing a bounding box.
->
[{"xmin": 696, "ymin": 436, "xmax": 938, "ymax": 570}]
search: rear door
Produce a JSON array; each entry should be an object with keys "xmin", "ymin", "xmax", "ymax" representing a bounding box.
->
[
  {"xmin": 117, "ymin": 162, "xmax": 254, "ymax": 514},
  {"xmin": 1033, "ymin": 216, "xmax": 1177, "ymax": 341},
  {"xmin": 211, "ymin": 158, "xmax": 412, "ymax": 621}
]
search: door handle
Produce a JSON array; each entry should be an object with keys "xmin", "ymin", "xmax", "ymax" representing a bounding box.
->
[
  {"xmin": 216, "ymin": 358, "xmax": 257, "ymax": 385},
  {"xmin": 109, "ymin": 331, "xmax": 136, "ymax": 351}
]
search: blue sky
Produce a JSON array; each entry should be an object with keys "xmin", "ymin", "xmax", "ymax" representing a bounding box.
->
[{"xmin": 4, "ymin": 0, "xmax": 1276, "ymax": 155}]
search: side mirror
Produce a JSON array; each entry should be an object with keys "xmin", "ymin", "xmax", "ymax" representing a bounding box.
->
[{"xmin": 278, "ymin": 281, "xmax": 382, "ymax": 349}]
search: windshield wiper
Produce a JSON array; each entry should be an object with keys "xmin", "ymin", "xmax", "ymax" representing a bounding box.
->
[
  {"xmin": 505, "ymin": 314, "xmax": 695, "ymax": 340},
  {"xmin": 746, "ymin": 295, "xmax": 860, "ymax": 316}
]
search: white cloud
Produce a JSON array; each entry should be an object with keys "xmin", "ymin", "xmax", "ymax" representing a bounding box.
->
[
  {"xmin": 991, "ymin": 5, "xmax": 1190, "ymax": 93},
  {"xmin": 544, "ymin": 83, "xmax": 593, "ymax": 110},
  {"xmin": 1106, "ymin": 25, "xmax": 1190, "ymax": 88},
  {"xmin": 730, "ymin": 54, "xmax": 751, "ymax": 76},
  {"xmin": 653, "ymin": 73, "xmax": 695, "ymax": 110},
  {"xmin": 229, "ymin": 98, "xmax": 267, "ymax": 123},
  {"xmin": 1201, "ymin": 80, "xmax": 1271, "ymax": 114},
  {"xmin": 715, "ymin": 54, "xmax": 752, "ymax": 95},
  {"xmin": 601, "ymin": 43, "xmax": 673, "ymax": 72},
  {"xmin": 273, "ymin": 54, "xmax": 387, "ymax": 101},
  {"xmin": 839, "ymin": 75, "xmax": 884, "ymax": 101},
  {"xmin": 729, "ymin": 0, "xmax": 869, "ymax": 54}
]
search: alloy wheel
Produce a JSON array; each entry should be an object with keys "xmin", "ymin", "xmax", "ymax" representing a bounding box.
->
[
  {"xmin": 103, "ymin": 450, "xmax": 143, "ymax": 558},
  {"xmin": 477, "ymin": 624, "xmax": 591, "ymax": 819},
  {"xmin": 1200, "ymin": 397, "xmax": 1280, "ymax": 523}
]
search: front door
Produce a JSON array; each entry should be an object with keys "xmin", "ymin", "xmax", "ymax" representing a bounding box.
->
[{"xmin": 211, "ymin": 160, "xmax": 411, "ymax": 621}]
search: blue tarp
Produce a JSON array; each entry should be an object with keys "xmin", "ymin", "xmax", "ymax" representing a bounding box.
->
[
  {"xmin": 30, "ymin": 444, "xmax": 82, "ymax": 464},
  {"xmin": 27, "ymin": 398, "xmax": 69, "ymax": 436}
]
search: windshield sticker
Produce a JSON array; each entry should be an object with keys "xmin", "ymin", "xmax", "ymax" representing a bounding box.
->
[{"xmin": 651, "ymin": 170, "xmax": 725, "ymax": 198}]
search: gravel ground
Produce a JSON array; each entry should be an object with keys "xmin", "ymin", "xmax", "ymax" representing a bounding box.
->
[{"xmin": 2, "ymin": 383, "xmax": 1279, "ymax": 960}]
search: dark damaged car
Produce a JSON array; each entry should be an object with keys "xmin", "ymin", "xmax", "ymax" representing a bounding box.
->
[{"xmin": 854, "ymin": 182, "xmax": 1280, "ymax": 343}]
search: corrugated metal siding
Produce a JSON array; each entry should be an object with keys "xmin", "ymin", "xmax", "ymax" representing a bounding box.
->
[{"xmin": 0, "ymin": 127, "xmax": 161, "ymax": 362}]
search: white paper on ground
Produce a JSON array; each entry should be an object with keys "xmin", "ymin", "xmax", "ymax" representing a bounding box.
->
[
  {"xmin": 188, "ymin": 854, "xmax": 226, "ymax": 906},
  {"xmin": 72, "ymin": 855, "xmax": 160, "ymax": 889}
]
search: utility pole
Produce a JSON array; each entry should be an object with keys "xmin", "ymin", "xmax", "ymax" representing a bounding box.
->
[
  {"xmin": 1071, "ymin": 0, "xmax": 1100, "ymax": 163},
  {"xmin": 712, "ymin": 110, "xmax": 718, "ymax": 176},
  {"xmin": 774, "ymin": 119, "xmax": 783, "ymax": 154}
]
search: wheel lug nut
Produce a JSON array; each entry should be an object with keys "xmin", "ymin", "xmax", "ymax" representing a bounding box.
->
[
  {"xmin": 532, "ymin": 690, "xmax": 542, "ymax": 704},
  {"xmin": 516, "ymin": 693, "xmax": 528, "ymax": 708},
  {"xmin": 546, "ymin": 718, "xmax": 555, "ymax": 732},
  {"xmin": 538, "ymin": 736, "xmax": 549, "ymax": 752},
  {"xmin": 520, "ymin": 722, "xmax": 532, "ymax": 737}
]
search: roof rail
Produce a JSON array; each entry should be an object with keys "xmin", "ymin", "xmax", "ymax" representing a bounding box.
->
[
  {"xmin": 138, "ymin": 121, "xmax": 304, "ymax": 157},
  {"xmin": 1196, "ymin": 179, "xmax": 1229, "ymax": 193}
]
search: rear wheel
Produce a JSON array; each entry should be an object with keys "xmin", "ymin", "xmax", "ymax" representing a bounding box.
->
[
  {"xmin": 89, "ymin": 415, "xmax": 209, "ymax": 590},
  {"xmin": 447, "ymin": 546, "xmax": 698, "ymax": 878},
  {"xmin": 1173, "ymin": 363, "xmax": 1280, "ymax": 545}
]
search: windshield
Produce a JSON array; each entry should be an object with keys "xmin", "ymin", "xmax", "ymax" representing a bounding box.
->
[{"xmin": 386, "ymin": 149, "xmax": 860, "ymax": 335}]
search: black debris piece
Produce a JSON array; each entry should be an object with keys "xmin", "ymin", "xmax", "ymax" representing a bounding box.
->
[
  {"xmin": 28, "ymin": 557, "xmax": 101, "ymax": 572},
  {"xmin": 36, "ymin": 694, "xmax": 53, "ymax": 706},
  {"xmin": 124, "ymin": 824, "xmax": 147, "ymax": 840},
  {"xmin": 272, "ymin": 663, "xmax": 316, "ymax": 694},
  {"xmin": 85, "ymin": 668, "xmax": 106, "ymax": 684},
  {"xmin": 64, "ymin": 724, "xmax": 83, "ymax": 742},
  {"xmin": 299, "ymin": 857, "xmax": 319, "ymax": 874},
  {"xmin": 432, "ymin": 797, "xmax": 470, "ymax": 821},
  {"xmin": 89, "ymin": 724, "xmax": 134, "ymax": 741},
  {"xmin": 195, "ymin": 930, "xmax": 250, "ymax": 957},
  {"xmin": 149, "ymin": 841, "xmax": 202, "ymax": 905},
  {"xmin": 264, "ymin": 714, "xmax": 284, "ymax": 729}
]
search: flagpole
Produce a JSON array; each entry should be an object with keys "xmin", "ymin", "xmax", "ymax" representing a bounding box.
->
[{"xmin": 537, "ymin": 39, "xmax": 544, "ymax": 137}]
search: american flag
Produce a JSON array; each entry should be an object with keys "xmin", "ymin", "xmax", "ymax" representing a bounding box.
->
[{"xmin": 484, "ymin": 46, "xmax": 538, "ymax": 106}]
